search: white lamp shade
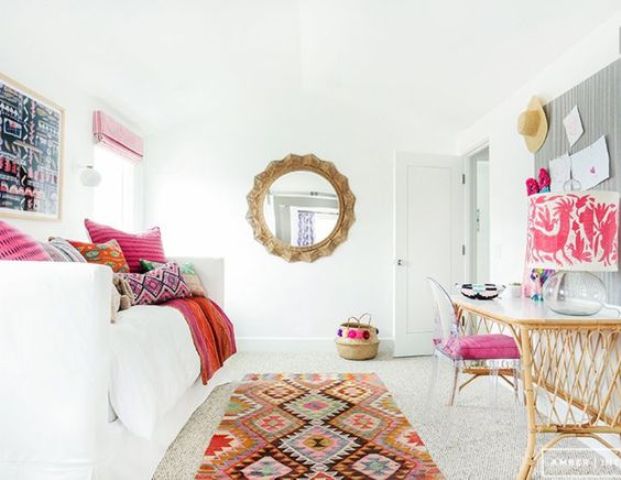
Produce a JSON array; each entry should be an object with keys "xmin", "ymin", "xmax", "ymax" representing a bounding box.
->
[
  {"xmin": 80, "ymin": 166, "xmax": 102, "ymax": 187},
  {"xmin": 526, "ymin": 191, "xmax": 619, "ymax": 272}
]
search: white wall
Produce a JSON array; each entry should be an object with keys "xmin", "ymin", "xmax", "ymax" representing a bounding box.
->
[
  {"xmin": 144, "ymin": 93, "xmax": 454, "ymax": 349},
  {"xmin": 270, "ymin": 171, "xmax": 334, "ymax": 195},
  {"xmin": 457, "ymin": 14, "xmax": 621, "ymax": 284},
  {"xmin": 0, "ymin": 63, "xmax": 141, "ymax": 241}
]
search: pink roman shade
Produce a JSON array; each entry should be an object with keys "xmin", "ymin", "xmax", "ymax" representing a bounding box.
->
[{"xmin": 92, "ymin": 110, "xmax": 143, "ymax": 161}]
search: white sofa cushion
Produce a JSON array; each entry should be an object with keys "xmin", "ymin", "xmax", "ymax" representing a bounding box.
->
[{"xmin": 109, "ymin": 305, "xmax": 200, "ymax": 438}]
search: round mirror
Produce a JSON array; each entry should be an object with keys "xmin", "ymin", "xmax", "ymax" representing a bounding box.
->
[
  {"xmin": 262, "ymin": 171, "xmax": 340, "ymax": 247},
  {"xmin": 247, "ymin": 154, "xmax": 356, "ymax": 262}
]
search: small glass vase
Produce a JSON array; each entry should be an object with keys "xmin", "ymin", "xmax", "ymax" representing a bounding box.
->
[{"xmin": 542, "ymin": 271, "xmax": 606, "ymax": 316}]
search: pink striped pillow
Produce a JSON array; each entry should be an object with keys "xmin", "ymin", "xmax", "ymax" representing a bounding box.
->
[
  {"xmin": 0, "ymin": 221, "xmax": 51, "ymax": 261},
  {"xmin": 84, "ymin": 219, "xmax": 166, "ymax": 272}
]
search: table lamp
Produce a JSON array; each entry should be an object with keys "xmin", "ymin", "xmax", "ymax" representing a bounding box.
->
[{"xmin": 526, "ymin": 190, "xmax": 619, "ymax": 315}]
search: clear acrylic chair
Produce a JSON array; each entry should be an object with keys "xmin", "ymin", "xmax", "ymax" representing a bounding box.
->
[{"xmin": 426, "ymin": 277, "xmax": 521, "ymax": 407}]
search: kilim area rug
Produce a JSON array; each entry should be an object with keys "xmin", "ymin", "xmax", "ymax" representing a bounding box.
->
[{"xmin": 195, "ymin": 373, "xmax": 444, "ymax": 479}]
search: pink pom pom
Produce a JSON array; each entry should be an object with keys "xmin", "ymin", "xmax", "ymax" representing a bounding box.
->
[{"xmin": 347, "ymin": 330, "xmax": 357, "ymax": 339}]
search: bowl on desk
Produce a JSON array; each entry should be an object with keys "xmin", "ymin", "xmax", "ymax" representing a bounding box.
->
[{"xmin": 458, "ymin": 283, "xmax": 505, "ymax": 300}]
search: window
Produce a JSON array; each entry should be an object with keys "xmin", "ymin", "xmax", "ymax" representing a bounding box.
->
[{"xmin": 92, "ymin": 144, "xmax": 136, "ymax": 230}]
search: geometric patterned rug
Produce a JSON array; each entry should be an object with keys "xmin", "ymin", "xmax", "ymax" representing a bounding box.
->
[{"xmin": 195, "ymin": 373, "xmax": 444, "ymax": 479}]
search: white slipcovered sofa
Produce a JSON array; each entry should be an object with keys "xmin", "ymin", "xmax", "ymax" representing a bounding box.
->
[{"xmin": 0, "ymin": 257, "xmax": 235, "ymax": 480}]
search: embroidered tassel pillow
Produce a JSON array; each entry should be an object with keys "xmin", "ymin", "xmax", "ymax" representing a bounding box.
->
[
  {"xmin": 118, "ymin": 262, "xmax": 192, "ymax": 306},
  {"xmin": 0, "ymin": 220, "xmax": 51, "ymax": 261},
  {"xmin": 140, "ymin": 259, "xmax": 207, "ymax": 297},
  {"xmin": 84, "ymin": 218, "xmax": 166, "ymax": 272},
  {"xmin": 68, "ymin": 239, "xmax": 130, "ymax": 273}
]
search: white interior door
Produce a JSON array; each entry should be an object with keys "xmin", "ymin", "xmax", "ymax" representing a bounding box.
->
[{"xmin": 394, "ymin": 153, "xmax": 465, "ymax": 357}]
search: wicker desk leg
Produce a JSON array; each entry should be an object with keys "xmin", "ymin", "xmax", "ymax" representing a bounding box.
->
[{"xmin": 517, "ymin": 325, "xmax": 537, "ymax": 480}]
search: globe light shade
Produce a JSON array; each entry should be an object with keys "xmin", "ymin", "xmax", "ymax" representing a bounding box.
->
[
  {"xmin": 80, "ymin": 165, "xmax": 102, "ymax": 187},
  {"xmin": 542, "ymin": 271, "xmax": 607, "ymax": 316}
]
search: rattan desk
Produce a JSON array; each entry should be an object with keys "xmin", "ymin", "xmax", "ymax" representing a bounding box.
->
[{"xmin": 452, "ymin": 295, "xmax": 621, "ymax": 479}]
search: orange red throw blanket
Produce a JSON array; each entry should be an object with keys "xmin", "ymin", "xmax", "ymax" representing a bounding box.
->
[{"xmin": 166, "ymin": 297, "xmax": 236, "ymax": 384}]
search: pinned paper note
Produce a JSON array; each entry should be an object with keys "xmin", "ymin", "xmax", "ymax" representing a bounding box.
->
[
  {"xmin": 570, "ymin": 136, "xmax": 610, "ymax": 190},
  {"xmin": 563, "ymin": 106, "xmax": 584, "ymax": 147},
  {"xmin": 549, "ymin": 154, "xmax": 571, "ymax": 192}
]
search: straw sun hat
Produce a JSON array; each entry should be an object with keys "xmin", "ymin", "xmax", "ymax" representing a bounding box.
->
[{"xmin": 517, "ymin": 96, "xmax": 548, "ymax": 153}]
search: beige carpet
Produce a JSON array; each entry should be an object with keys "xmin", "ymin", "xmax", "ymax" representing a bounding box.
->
[{"xmin": 154, "ymin": 352, "xmax": 621, "ymax": 480}]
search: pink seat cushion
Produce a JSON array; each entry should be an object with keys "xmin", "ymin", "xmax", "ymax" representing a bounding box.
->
[
  {"xmin": 0, "ymin": 220, "xmax": 51, "ymax": 261},
  {"xmin": 85, "ymin": 218, "xmax": 166, "ymax": 272},
  {"xmin": 439, "ymin": 334, "xmax": 520, "ymax": 360}
]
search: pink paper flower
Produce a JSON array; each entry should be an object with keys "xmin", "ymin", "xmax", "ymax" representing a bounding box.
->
[
  {"xmin": 538, "ymin": 168, "xmax": 551, "ymax": 189},
  {"xmin": 526, "ymin": 178, "xmax": 540, "ymax": 196}
]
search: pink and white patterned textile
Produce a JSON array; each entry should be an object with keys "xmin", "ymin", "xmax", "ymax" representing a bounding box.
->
[
  {"xmin": 0, "ymin": 220, "xmax": 51, "ymax": 261},
  {"xmin": 526, "ymin": 191, "xmax": 619, "ymax": 271},
  {"xmin": 42, "ymin": 238, "xmax": 87, "ymax": 263},
  {"xmin": 118, "ymin": 262, "xmax": 191, "ymax": 306}
]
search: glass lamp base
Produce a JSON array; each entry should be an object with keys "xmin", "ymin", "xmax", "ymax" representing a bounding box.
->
[{"xmin": 542, "ymin": 271, "xmax": 606, "ymax": 316}]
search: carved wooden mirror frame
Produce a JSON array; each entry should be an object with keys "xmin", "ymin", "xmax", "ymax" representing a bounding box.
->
[{"xmin": 247, "ymin": 153, "xmax": 356, "ymax": 262}]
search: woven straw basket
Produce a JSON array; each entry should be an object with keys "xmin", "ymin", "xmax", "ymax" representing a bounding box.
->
[{"xmin": 335, "ymin": 313, "xmax": 379, "ymax": 360}]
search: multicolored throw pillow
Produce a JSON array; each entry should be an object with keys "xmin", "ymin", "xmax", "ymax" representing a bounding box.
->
[
  {"xmin": 118, "ymin": 262, "xmax": 192, "ymax": 306},
  {"xmin": 0, "ymin": 220, "xmax": 51, "ymax": 261},
  {"xmin": 140, "ymin": 259, "xmax": 207, "ymax": 297},
  {"xmin": 84, "ymin": 218, "xmax": 166, "ymax": 272},
  {"xmin": 68, "ymin": 239, "xmax": 130, "ymax": 273},
  {"xmin": 43, "ymin": 238, "xmax": 87, "ymax": 263}
]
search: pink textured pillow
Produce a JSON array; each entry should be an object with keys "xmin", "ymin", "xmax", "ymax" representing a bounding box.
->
[
  {"xmin": 0, "ymin": 221, "xmax": 51, "ymax": 261},
  {"xmin": 117, "ymin": 262, "xmax": 191, "ymax": 306},
  {"xmin": 85, "ymin": 218, "xmax": 166, "ymax": 272}
]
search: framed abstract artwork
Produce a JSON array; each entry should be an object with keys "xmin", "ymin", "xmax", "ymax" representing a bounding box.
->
[{"xmin": 0, "ymin": 73, "xmax": 64, "ymax": 220}]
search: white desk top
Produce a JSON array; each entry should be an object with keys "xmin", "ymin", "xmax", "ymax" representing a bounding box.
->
[{"xmin": 451, "ymin": 294, "xmax": 621, "ymax": 326}]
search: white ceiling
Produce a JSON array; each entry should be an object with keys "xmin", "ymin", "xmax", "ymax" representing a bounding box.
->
[{"xmin": 3, "ymin": 0, "xmax": 619, "ymax": 136}]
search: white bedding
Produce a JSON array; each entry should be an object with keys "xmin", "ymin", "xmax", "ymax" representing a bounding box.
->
[{"xmin": 109, "ymin": 305, "xmax": 200, "ymax": 438}]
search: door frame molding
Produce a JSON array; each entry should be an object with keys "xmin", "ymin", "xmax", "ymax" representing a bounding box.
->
[{"xmin": 463, "ymin": 141, "xmax": 489, "ymax": 282}]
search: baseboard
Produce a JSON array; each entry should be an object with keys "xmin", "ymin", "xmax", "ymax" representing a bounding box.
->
[{"xmin": 236, "ymin": 337, "xmax": 394, "ymax": 354}]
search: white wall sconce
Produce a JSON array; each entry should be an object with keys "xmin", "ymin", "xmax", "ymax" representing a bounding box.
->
[{"xmin": 79, "ymin": 165, "xmax": 102, "ymax": 187}]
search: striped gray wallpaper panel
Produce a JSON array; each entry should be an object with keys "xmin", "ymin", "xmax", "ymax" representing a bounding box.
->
[{"xmin": 534, "ymin": 58, "xmax": 621, "ymax": 304}]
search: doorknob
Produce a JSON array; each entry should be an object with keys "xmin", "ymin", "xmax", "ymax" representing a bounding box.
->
[{"xmin": 396, "ymin": 259, "xmax": 405, "ymax": 266}]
